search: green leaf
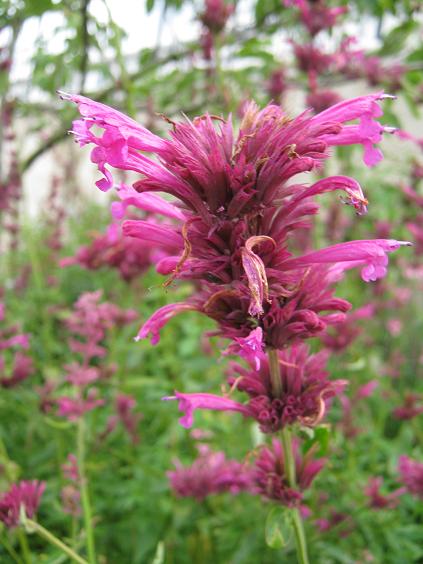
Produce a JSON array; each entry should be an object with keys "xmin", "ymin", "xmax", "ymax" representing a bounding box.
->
[
  {"xmin": 265, "ymin": 506, "xmax": 293, "ymax": 550},
  {"xmin": 379, "ymin": 20, "xmax": 419, "ymax": 56},
  {"xmin": 303, "ymin": 425, "xmax": 331, "ymax": 456}
]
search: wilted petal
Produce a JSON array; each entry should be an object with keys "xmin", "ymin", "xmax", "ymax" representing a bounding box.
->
[{"xmin": 241, "ymin": 236, "xmax": 275, "ymax": 316}]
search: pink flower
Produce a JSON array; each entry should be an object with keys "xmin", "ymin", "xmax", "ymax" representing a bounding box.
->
[
  {"xmin": 293, "ymin": 43, "xmax": 335, "ymax": 74},
  {"xmin": 306, "ymin": 90, "xmax": 342, "ymax": 114},
  {"xmin": 223, "ymin": 327, "xmax": 264, "ymax": 370},
  {"xmin": 163, "ymin": 391, "xmax": 250, "ymax": 428},
  {"xmin": 61, "ymin": 485, "xmax": 81, "ymax": 517},
  {"xmin": 312, "ymin": 92, "xmax": 396, "ymax": 166},
  {"xmin": 115, "ymin": 394, "xmax": 142, "ymax": 444},
  {"xmin": 61, "ymin": 222, "xmax": 175, "ymax": 282},
  {"xmin": 355, "ymin": 380, "xmax": 379, "ymax": 400},
  {"xmin": 321, "ymin": 303, "xmax": 374, "ymax": 352},
  {"xmin": 64, "ymin": 92, "xmax": 408, "ymax": 359},
  {"xmin": 64, "ymin": 363, "xmax": 100, "ymax": 387},
  {"xmin": 279, "ymin": 240, "xmax": 411, "ymax": 282},
  {"xmin": 393, "ymin": 394, "xmax": 423, "ymax": 421},
  {"xmin": 0, "ymin": 352, "xmax": 33, "ymax": 388},
  {"xmin": 364, "ymin": 477, "xmax": 404, "ymax": 509},
  {"xmin": 199, "ymin": 0, "xmax": 234, "ymax": 33},
  {"xmin": 57, "ymin": 390, "xmax": 105, "ymax": 421},
  {"xmin": 285, "ymin": 0, "xmax": 347, "ymax": 36},
  {"xmin": 167, "ymin": 344, "xmax": 346, "ymax": 431},
  {"xmin": 267, "ymin": 69, "xmax": 287, "ymax": 103},
  {"xmin": 168, "ymin": 445, "xmax": 251, "ymax": 500},
  {"xmin": 252, "ymin": 439, "xmax": 325, "ymax": 506},
  {"xmin": 398, "ymin": 456, "xmax": 423, "ymax": 499},
  {"xmin": 0, "ymin": 481, "xmax": 45, "ymax": 528},
  {"xmin": 229, "ymin": 343, "xmax": 347, "ymax": 432},
  {"xmin": 62, "ymin": 454, "xmax": 79, "ymax": 482}
]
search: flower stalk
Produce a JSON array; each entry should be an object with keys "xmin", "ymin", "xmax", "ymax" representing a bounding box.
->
[
  {"xmin": 21, "ymin": 514, "xmax": 88, "ymax": 564},
  {"xmin": 77, "ymin": 419, "xmax": 96, "ymax": 564},
  {"xmin": 267, "ymin": 348, "xmax": 309, "ymax": 564}
]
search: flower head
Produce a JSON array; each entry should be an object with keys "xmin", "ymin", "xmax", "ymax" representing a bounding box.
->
[
  {"xmin": 166, "ymin": 343, "xmax": 345, "ymax": 431},
  {"xmin": 364, "ymin": 477, "xmax": 404, "ymax": 509},
  {"xmin": 398, "ymin": 456, "xmax": 423, "ymax": 499},
  {"xmin": 0, "ymin": 481, "xmax": 45, "ymax": 528},
  {"xmin": 252, "ymin": 439, "xmax": 325, "ymax": 506},
  {"xmin": 229, "ymin": 343, "xmax": 347, "ymax": 432},
  {"xmin": 168, "ymin": 444, "xmax": 252, "ymax": 500}
]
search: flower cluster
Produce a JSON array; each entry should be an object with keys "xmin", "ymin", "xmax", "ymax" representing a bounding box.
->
[
  {"xmin": 166, "ymin": 343, "xmax": 346, "ymax": 432},
  {"xmin": 252, "ymin": 439, "xmax": 325, "ymax": 507},
  {"xmin": 168, "ymin": 444, "xmax": 252, "ymax": 500},
  {"xmin": 63, "ymin": 88, "xmax": 409, "ymax": 519},
  {"xmin": 0, "ymin": 299, "xmax": 33, "ymax": 388},
  {"xmin": 285, "ymin": 0, "xmax": 347, "ymax": 37},
  {"xmin": 61, "ymin": 454, "xmax": 81, "ymax": 516},
  {"xmin": 102, "ymin": 393, "xmax": 142, "ymax": 444},
  {"xmin": 62, "ymin": 211, "xmax": 178, "ymax": 282},
  {"xmin": 55, "ymin": 291, "xmax": 137, "ymax": 421},
  {"xmin": 364, "ymin": 477, "xmax": 404, "ymax": 510},
  {"xmin": 398, "ymin": 456, "xmax": 423, "ymax": 499},
  {"xmin": 0, "ymin": 481, "xmax": 45, "ymax": 528}
]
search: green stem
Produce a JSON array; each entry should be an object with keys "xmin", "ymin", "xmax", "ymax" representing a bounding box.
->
[
  {"xmin": 77, "ymin": 419, "xmax": 96, "ymax": 564},
  {"xmin": 24, "ymin": 520, "xmax": 88, "ymax": 564},
  {"xmin": 1, "ymin": 533, "xmax": 24, "ymax": 564},
  {"xmin": 267, "ymin": 348, "xmax": 309, "ymax": 564},
  {"xmin": 17, "ymin": 529, "xmax": 32, "ymax": 564}
]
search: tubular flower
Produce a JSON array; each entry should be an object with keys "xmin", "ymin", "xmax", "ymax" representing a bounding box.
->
[
  {"xmin": 165, "ymin": 344, "xmax": 346, "ymax": 432},
  {"xmin": 252, "ymin": 439, "xmax": 326, "ymax": 506},
  {"xmin": 0, "ymin": 481, "xmax": 45, "ymax": 528},
  {"xmin": 168, "ymin": 445, "xmax": 252, "ymax": 501}
]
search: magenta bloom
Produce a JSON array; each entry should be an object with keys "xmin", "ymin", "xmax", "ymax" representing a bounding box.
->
[
  {"xmin": 321, "ymin": 304, "xmax": 374, "ymax": 352},
  {"xmin": 306, "ymin": 90, "xmax": 342, "ymax": 114},
  {"xmin": 393, "ymin": 394, "xmax": 423, "ymax": 421},
  {"xmin": 62, "ymin": 454, "xmax": 79, "ymax": 482},
  {"xmin": 200, "ymin": 0, "xmax": 234, "ymax": 33},
  {"xmin": 115, "ymin": 393, "xmax": 142, "ymax": 444},
  {"xmin": 0, "ymin": 352, "xmax": 33, "ymax": 388},
  {"xmin": 0, "ymin": 301, "xmax": 33, "ymax": 388},
  {"xmin": 285, "ymin": 0, "xmax": 347, "ymax": 36},
  {"xmin": 364, "ymin": 477, "xmax": 404, "ymax": 510},
  {"xmin": 63, "ymin": 92, "xmax": 408, "ymax": 360},
  {"xmin": 57, "ymin": 390, "xmax": 105, "ymax": 421},
  {"xmin": 0, "ymin": 481, "xmax": 45, "ymax": 528},
  {"xmin": 267, "ymin": 69, "xmax": 287, "ymax": 103},
  {"xmin": 61, "ymin": 223, "xmax": 169, "ymax": 282},
  {"xmin": 228, "ymin": 343, "xmax": 347, "ymax": 432},
  {"xmin": 398, "ymin": 456, "xmax": 423, "ymax": 499},
  {"xmin": 166, "ymin": 344, "xmax": 345, "ymax": 431},
  {"xmin": 66, "ymin": 290, "xmax": 137, "ymax": 361},
  {"xmin": 168, "ymin": 445, "xmax": 252, "ymax": 501},
  {"xmin": 252, "ymin": 439, "xmax": 325, "ymax": 507}
]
